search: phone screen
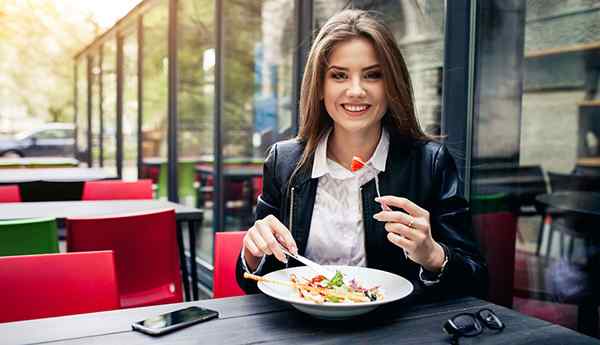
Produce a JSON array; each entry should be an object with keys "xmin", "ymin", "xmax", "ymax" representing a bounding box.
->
[{"xmin": 133, "ymin": 306, "xmax": 218, "ymax": 335}]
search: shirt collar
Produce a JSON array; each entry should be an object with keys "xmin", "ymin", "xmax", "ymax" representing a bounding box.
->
[{"xmin": 311, "ymin": 127, "xmax": 389, "ymax": 179}]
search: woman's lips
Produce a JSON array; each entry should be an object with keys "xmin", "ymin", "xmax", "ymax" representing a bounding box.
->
[{"xmin": 341, "ymin": 104, "xmax": 371, "ymax": 116}]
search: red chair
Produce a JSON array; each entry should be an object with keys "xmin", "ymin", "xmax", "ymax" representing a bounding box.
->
[
  {"xmin": 213, "ymin": 231, "xmax": 246, "ymax": 298},
  {"xmin": 81, "ymin": 179, "xmax": 153, "ymax": 200},
  {"xmin": 0, "ymin": 185, "xmax": 21, "ymax": 202},
  {"xmin": 66, "ymin": 209, "xmax": 183, "ymax": 308},
  {"xmin": 0, "ymin": 251, "xmax": 119, "ymax": 323}
]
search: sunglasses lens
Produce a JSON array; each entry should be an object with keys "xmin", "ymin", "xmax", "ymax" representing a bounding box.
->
[
  {"xmin": 451, "ymin": 314, "xmax": 482, "ymax": 337},
  {"xmin": 478, "ymin": 309, "xmax": 505, "ymax": 330}
]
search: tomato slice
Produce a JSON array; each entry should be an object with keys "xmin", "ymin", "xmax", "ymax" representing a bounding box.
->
[{"xmin": 351, "ymin": 156, "xmax": 366, "ymax": 172}]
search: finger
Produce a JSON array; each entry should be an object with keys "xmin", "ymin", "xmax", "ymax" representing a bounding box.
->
[
  {"xmin": 375, "ymin": 196, "xmax": 428, "ymax": 217},
  {"xmin": 244, "ymin": 237, "xmax": 263, "ymax": 258},
  {"xmin": 374, "ymin": 212, "xmax": 426, "ymax": 230},
  {"xmin": 384, "ymin": 222, "xmax": 422, "ymax": 241},
  {"xmin": 256, "ymin": 220, "xmax": 287, "ymax": 263},
  {"xmin": 264, "ymin": 215, "xmax": 297, "ymax": 254},
  {"xmin": 250, "ymin": 222, "xmax": 272, "ymax": 256},
  {"xmin": 387, "ymin": 232, "xmax": 415, "ymax": 253}
]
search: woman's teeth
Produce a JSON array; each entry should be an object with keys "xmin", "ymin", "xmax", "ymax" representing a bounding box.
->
[{"xmin": 343, "ymin": 104, "xmax": 369, "ymax": 112}]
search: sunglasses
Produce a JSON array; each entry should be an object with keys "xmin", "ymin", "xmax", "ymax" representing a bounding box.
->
[{"xmin": 443, "ymin": 308, "xmax": 505, "ymax": 345}]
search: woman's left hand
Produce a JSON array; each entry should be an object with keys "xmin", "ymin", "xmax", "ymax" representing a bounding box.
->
[{"xmin": 373, "ymin": 195, "xmax": 446, "ymax": 272}]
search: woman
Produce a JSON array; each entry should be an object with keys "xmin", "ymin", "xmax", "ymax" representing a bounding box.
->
[{"xmin": 236, "ymin": 9, "xmax": 487, "ymax": 299}]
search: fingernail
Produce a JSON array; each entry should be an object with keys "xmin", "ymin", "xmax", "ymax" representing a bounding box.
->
[
  {"xmin": 374, "ymin": 197, "xmax": 381, "ymax": 202},
  {"xmin": 373, "ymin": 213, "xmax": 380, "ymax": 220}
]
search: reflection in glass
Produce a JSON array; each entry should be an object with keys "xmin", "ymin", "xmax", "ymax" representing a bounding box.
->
[
  {"xmin": 76, "ymin": 58, "xmax": 88, "ymax": 166},
  {"xmin": 141, "ymin": 2, "xmax": 169, "ymax": 200},
  {"xmin": 313, "ymin": 1, "xmax": 445, "ymax": 135},
  {"xmin": 102, "ymin": 38, "xmax": 118, "ymax": 176},
  {"xmin": 221, "ymin": 0, "xmax": 296, "ymax": 231},
  {"xmin": 471, "ymin": 1, "xmax": 600, "ymax": 336},
  {"xmin": 178, "ymin": 0, "xmax": 215, "ymax": 262},
  {"xmin": 123, "ymin": 32, "xmax": 139, "ymax": 180}
]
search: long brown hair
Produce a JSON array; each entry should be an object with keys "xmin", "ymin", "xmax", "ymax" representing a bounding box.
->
[{"xmin": 294, "ymin": 9, "xmax": 431, "ymax": 177}]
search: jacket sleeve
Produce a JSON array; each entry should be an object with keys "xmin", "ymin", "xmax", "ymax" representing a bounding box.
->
[
  {"xmin": 425, "ymin": 145, "xmax": 489, "ymax": 299},
  {"xmin": 236, "ymin": 144, "xmax": 286, "ymax": 293}
]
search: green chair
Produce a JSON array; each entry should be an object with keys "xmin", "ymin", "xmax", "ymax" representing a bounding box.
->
[{"xmin": 0, "ymin": 218, "xmax": 59, "ymax": 256}]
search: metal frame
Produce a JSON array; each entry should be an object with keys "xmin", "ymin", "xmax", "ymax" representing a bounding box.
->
[
  {"xmin": 213, "ymin": 0, "xmax": 224, "ymax": 236},
  {"xmin": 73, "ymin": 62, "xmax": 79, "ymax": 158},
  {"xmin": 137, "ymin": 16, "xmax": 144, "ymax": 179},
  {"xmin": 167, "ymin": 0, "xmax": 179, "ymax": 202},
  {"xmin": 291, "ymin": 0, "xmax": 313, "ymax": 136},
  {"xmin": 86, "ymin": 55, "xmax": 93, "ymax": 166},
  {"xmin": 98, "ymin": 45, "xmax": 105, "ymax": 168},
  {"xmin": 441, "ymin": 0, "xmax": 476, "ymax": 198},
  {"xmin": 116, "ymin": 34, "xmax": 124, "ymax": 179}
]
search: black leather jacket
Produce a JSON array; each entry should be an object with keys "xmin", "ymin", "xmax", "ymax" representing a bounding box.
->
[{"xmin": 236, "ymin": 134, "xmax": 488, "ymax": 301}]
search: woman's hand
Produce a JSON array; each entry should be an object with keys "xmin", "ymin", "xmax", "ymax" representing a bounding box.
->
[
  {"xmin": 243, "ymin": 214, "xmax": 298, "ymax": 272},
  {"xmin": 373, "ymin": 196, "xmax": 445, "ymax": 272}
]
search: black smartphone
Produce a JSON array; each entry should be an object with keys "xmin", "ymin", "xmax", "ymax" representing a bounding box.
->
[{"xmin": 132, "ymin": 306, "xmax": 219, "ymax": 336}]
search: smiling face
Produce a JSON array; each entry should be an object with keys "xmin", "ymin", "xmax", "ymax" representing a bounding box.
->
[{"xmin": 323, "ymin": 37, "xmax": 387, "ymax": 139}]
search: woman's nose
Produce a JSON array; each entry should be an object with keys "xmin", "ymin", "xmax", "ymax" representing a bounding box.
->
[{"xmin": 346, "ymin": 77, "xmax": 366, "ymax": 98}]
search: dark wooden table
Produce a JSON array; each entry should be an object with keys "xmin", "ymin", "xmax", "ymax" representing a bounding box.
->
[
  {"xmin": 0, "ymin": 200, "xmax": 204, "ymax": 301},
  {"xmin": 1, "ymin": 294, "xmax": 598, "ymax": 345},
  {"xmin": 536, "ymin": 191, "xmax": 600, "ymax": 337}
]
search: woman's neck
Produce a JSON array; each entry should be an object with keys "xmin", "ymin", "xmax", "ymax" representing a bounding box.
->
[{"xmin": 327, "ymin": 125, "xmax": 382, "ymax": 171}]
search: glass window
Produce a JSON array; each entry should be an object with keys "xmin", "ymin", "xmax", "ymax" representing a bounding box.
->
[
  {"xmin": 102, "ymin": 38, "xmax": 118, "ymax": 176},
  {"xmin": 470, "ymin": 0, "xmax": 600, "ymax": 335},
  {"xmin": 313, "ymin": 1, "xmax": 445, "ymax": 135},
  {"xmin": 178, "ymin": 0, "xmax": 215, "ymax": 262},
  {"xmin": 221, "ymin": 0, "xmax": 297, "ymax": 232},
  {"xmin": 123, "ymin": 30, "xmax": 139, "ymax": 181},
  {"xmin": 141, "ymin": 1, "xmax": 169, "ymax": 199},
  {"xmin": 76, "ymin": 58, "xmax": 89, "ymax": 166}
]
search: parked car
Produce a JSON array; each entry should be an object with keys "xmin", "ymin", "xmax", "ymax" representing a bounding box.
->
[{"xmin": 0, "ymin": 123, "xmax": 75, "ymax": 158}]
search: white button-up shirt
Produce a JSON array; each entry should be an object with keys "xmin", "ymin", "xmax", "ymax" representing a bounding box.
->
[{"xmin": 304, "ymin": 128, "xmax": 389, "ymax": 266}]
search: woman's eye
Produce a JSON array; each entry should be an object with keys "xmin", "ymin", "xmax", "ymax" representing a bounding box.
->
[
  {"xmin": 364, "ymin": 71, "xmax": 382, "ymax": 80},
  {"xmin": 331, "ymin": 71, "xmax": 347, "ymax": 80}
]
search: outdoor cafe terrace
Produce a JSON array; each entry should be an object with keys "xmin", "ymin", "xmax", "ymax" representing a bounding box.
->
[{"xmin": 1, "ymin": 0, "xmax": 600, "ymax": 344}]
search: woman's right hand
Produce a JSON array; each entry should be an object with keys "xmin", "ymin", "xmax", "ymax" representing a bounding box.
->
[{"xmin": 243, "ymin": 214, "xmax": 298, "ymax": 272}]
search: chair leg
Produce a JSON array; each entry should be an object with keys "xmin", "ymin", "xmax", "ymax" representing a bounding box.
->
[
  {"xmin": 559, "ymin": 232, "xmax": 565, "ymax": 258},
  {"xmin": 568, "ymin": 235, "xmax": 575, "ymax": 262},
  {"xmin": 546, "ymin": 226, "xmax": 555, "ymax": 259},
  {"xmin": 536, "ymin": 214, "xmax": 549, "ymax": 256}
]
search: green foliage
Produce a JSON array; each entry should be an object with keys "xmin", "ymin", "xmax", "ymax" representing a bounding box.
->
[{"xmin": 0, "ymin": 0, "xmax": 101, "ymax": 123}]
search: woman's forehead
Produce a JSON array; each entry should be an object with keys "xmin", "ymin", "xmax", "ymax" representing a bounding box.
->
[{"xmin": 328, "ymin": 37, "xmax": 380, "ymax": 68}]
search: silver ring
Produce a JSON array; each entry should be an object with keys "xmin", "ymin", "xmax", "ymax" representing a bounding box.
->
[{"xmin": 407, "ymin": 217, "xmax": 415, "ymax": 228}]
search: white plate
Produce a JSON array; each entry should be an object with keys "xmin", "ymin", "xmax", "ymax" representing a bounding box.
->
[{"xmin": 257, "ymin": 265, "xmax": 413, "ymax": 320}]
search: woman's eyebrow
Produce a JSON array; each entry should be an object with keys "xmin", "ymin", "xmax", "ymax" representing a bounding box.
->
[{"xmin": 327, "ymin": 64, "xmax": 381, "ymax": 71}]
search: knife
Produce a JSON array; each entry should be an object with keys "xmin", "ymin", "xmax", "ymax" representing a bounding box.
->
[{"xmin": 279, "ymin": 246, "xmax": 336, "ymax": 280}]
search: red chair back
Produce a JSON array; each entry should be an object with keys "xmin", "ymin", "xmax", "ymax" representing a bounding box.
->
[
  {"xmin": 0, "ymin": 251, "xmax": 119, "ymax": 323},
  {"xmin": 66, "ymin": 209, "xmax": 183, "ymax": 308},
  {"xmin": 0, "ymin": 185, "xmax": 21, "ymax": 202},
  {"xmin": 213, "ymin": 231, "xmax": 246, "ymax": 298},
  {"xmin": 81, "ymin": 179, "xmax": 153, "ymax": 200}
]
